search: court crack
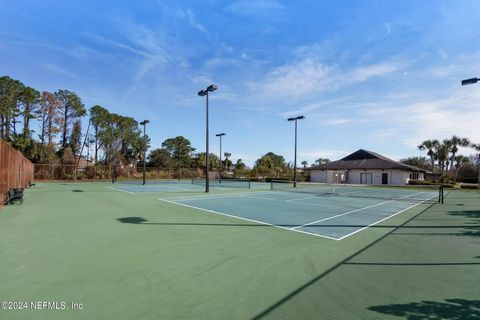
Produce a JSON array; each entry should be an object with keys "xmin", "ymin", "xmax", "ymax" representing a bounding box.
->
[{"xmin": 192, "ymin": 256, "xmax": 236, "ymax": 278}]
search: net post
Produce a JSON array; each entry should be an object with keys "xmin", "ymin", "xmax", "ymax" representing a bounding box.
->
[
  {"xmin": 248, "ymin": 180, "xmax": 251, "ymax": 189},
  {"xmin": 270, "ymin": 180, "xmax": 273, "ymax": 191},
  {"xmin": 441, "ymin": 185, "xmax": 444, "ymax": 204}
]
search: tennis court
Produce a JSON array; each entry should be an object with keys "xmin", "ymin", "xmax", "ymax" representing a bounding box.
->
[
  {"xmin": 107, "ymin": 179, "xmax": 269, "ymax": 193},
  {"xmin": 160, "ymin": 182, "xmax": 440, "ymax": 240},
  {"xmin": 1, "ymin": 182, "xmax": 479, "ymax": 320}
]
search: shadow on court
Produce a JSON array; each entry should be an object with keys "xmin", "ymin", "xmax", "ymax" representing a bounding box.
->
[
  {"xmin": 368, "ymin": 299, "xmax": 480, "ymax": 320},
  {"xmin": 116, "ymin": 217, "xmax": 480, "ymax": 238}
]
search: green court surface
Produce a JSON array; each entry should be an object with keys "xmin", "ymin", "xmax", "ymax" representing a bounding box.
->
[{"xmin": 0, "ymin": 182, "xmax": 479, "ymax": 320}]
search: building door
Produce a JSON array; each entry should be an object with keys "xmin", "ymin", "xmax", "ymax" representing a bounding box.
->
[
  {"xmin": 382, "ymin": 173, "xmax": 388, "ymax": 185},
  {"xmin": 360, "ymin": 173, "xmax": 373, "ymax": 184}
]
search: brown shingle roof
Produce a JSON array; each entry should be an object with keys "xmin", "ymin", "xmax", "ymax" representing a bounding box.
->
[{"xmin": 309, "ymin": 149, "xmax": 427, "ymax": 172}]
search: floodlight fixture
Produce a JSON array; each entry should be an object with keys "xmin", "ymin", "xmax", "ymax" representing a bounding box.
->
[
  {"xmin": 206, "ymin": 84, "xmax": 218, "ymax": 92},
  {"xmin": 461, "ymin": 77, "xmax": 479, "ymax": 86}
]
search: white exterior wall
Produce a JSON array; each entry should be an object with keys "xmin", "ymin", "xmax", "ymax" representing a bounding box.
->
[
  {"xmin": 310, "ymin": 169, "xmax": 422, "ymax": 186},
  {"xmin": 310, "ymin": 170, "xmax": 327, "ymax": 183},
  {"xmin": 390, "ymin": 171, "xmax": 409, "ymax": 185}
]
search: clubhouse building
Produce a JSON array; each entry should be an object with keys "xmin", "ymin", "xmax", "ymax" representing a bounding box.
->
[{"xmin": 309, "ymin": 149, "xmax": 427, "ymax": 186}]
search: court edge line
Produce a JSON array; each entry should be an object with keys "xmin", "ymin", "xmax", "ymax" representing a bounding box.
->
[
  {"xmin": 239, "ymin": 194, "xmax": 342, "ymax": 208},
  {"xmin": 251, "ymin": 201, "xmax": 438, "ymax": 320},
  {"xmin": 291, "ymin": 191, "xmax": 434, "ymax": 238},
  {"xmin": 105, "ymin": 186, "xmax": 135, "ymax": 194},
  {"xmin": 291, "ymin": 198, "xmax": 401, "ymax": 230},
  {"xmin": 158, "ymin": 198, "xmax": 340, "ymax": 241},
  {"xmin": 164, "ymin": 191, "xmax": 273, "ymax": 201},
  {"xmin": 335, "ymin": 194, "xmax": 436, "ymax": 240}
]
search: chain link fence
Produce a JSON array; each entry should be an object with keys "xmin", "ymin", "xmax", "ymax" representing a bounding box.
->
[{"xmin": 33, "ymin": 164, "xmax": 206, "ymax": 182}]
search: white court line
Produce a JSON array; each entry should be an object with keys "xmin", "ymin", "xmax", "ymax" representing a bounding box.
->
[
  {"xmin": 239, "ymin": 194, "xmax": 342, "ymax": 208},
  {"xmin": 160, "ymin": 190, "xmax": 437, "ymax": 241},
  {"xmin": 336, "ymin": 194, "xmax": 436, "ymax": 240},
  {"xmin": 164, "ymin": 191, "xmax": 273, "ymax": 201},
  {"xmin": 291, "ymin": 199, "xmax": 399, "ymax": 230},
  {"xmin": 292, "ymin": 191, "xmax": 431, "ymax": 231},
  {"xmin": 285, "ymin": 195, "xmax": 320, "ymax": 202},
  {"xmin": 105, "ymin": 186, "xmax": 135, "ymax": 194},
  {"xmin": 158, "ymin": 198, "xmax": 339, "ymax": 241},
  {"xmin": 239, "ymin": 194, "xmax": 292, "ymax": 202}
]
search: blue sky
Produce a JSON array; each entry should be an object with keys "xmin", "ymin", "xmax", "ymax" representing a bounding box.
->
[{"xmin": 1, "ymin": 0, "xmax": 480, "ymax": 166}]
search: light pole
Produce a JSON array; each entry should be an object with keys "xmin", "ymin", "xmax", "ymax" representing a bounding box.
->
[
  {"xmin": 198, "ymin": 84, "xmax": 218, "ymax": 193},
  {"xmin": 288, "ymin": 115, "xmax": 305, "ymax": 187},
  {"xmin": 139, "ymin": 120, "xmax": 149, "ymax": 185},
  {"xmin": 461, "ymin": 78, "xmax": 480, "ymax": 186},
  {"xmin": 216, "ymin": 133, "xmax": 226, "ymax": 182}
]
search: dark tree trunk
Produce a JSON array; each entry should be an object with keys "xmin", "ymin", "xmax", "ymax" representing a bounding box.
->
[{"xmin": 62, "ymin": 105, "xmax": 69, "ymax": 148}]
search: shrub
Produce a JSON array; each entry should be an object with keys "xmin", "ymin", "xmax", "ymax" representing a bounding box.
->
[
  {"xmin": 460, "ymin": 184, "xmax": 479, "ymax": 190},
  {"xmin": 408, "ymin": 180, "xmax": 434, "ymax": 185}
]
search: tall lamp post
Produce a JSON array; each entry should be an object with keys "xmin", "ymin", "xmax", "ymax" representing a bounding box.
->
[
  {"xmin": 140, "ymin": 120, "xmax": 149, "ymax": 185},
  {"xmin": 198, "ymin": 84, "xmax": 218, "ymax": 193},
  {"xmin": 288, "ymin": 115, "xmax": 305, "ymax": 187},
  {"xmin": 216, "ymin": 133, "xmax": 226, "ymax": 182},
  {"xmin": 461, "ymin": 77, "xmax": 480, "ymax": 186}
]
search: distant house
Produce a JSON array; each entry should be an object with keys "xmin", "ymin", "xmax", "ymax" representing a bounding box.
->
[{"xmin": 309, "ymin": 149, "xmax": 427, "ymax": 186}]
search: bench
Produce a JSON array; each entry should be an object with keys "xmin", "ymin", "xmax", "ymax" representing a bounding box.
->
[{"xmin": 7, "ymin": 188, "xmax": 24, "ymax": 205}]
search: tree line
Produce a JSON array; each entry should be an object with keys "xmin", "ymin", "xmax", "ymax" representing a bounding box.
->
[
  {"xmin": 415, "ymin": 136, "xmax": 480, "ymax": 183},
  {"xmin": 0, "ymin": 75, "xmax": 299, "ymax": 179},
  {"xmin": 0, "ymin": 75, "xmax": 148, "ymax": 169},
  {"xmin": 2, "ymin": 75, "xmax": 478, "ymax": 182}
]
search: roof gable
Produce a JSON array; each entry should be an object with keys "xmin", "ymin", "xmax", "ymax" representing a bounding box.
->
[
  {"xmin": 309, "ymin": 149, "xmax": 427, "ymax": 172},
  {"xmin": 341, "ymin": 149, "xmax": 389, "ymax": 161}
]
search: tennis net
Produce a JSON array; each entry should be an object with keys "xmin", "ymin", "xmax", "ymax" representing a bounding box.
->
[
  {"xmin": 192, "ymin": 178, "xmax": 251, "ymax": 189},
  {"xmin": 270, "ymin": 180, "xmax": 442, "ymax": 203}
]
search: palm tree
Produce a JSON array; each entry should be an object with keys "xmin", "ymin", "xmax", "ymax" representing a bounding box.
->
[
  {"xmin": 452, "ymin": 155, "xmax": 469, "ymax": 184},
  {"xmin": 448, "ymin": 136, "xmax": 470, "ymax": 179},
  {"xmin": 315, "ymin": 158, "xmax": 331, "ymax": 166},
  {"xmin": 224, "ymin": 152, "xmax": 231, "ymax": 171},
  {"xmin": 301, "ymin": 160, "xmax": 308, "ymax": 168},
  {"xmin": 417, "ymin": 139, "xmax": 439, "ymax": 173},
  {"xmin": 472, "ymin": 143, "xmax": 480, "ymax": 186},
  {"xmin": 434, "ymin": 140, "xmax": 451, "ymax": 180}
]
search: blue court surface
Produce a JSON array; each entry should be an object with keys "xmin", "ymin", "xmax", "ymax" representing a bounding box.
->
[
  {"xmin": 106, "ymin": 180, "xmax": 269, "ymax": 193},
  {"xmin": 159, "ymin": 190, "xmax": 436, "ymax": 240}
]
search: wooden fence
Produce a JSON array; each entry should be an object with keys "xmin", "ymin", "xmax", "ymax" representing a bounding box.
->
[{"xmin": 0, "ymin": 139, "xmax": 34, "ymax": 204}]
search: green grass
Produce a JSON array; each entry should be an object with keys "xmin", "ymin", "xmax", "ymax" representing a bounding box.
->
[{"xmin": 0, "ymin": 183, "xmax": 479, "ymax": 319}]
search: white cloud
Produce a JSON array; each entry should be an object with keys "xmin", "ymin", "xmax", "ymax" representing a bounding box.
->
[
  {"xmin": 322, "ymin": 118, "xmax": 353, "ymax": 125},
  {"xmin": 86, "ymin": 33, "xmax": 152, "ymax": 58},
  {"xmin": 360, "ymin": 88, "xmax": 480, "ymax": 148},
  {"xmin": 299, "ymin": 149, "xmax": 350, "ymax": 160},
  {"xmin": 384, "ymin": 22, "xmax": 391, "ymax": 35},
  {"xmin": 226, "ymin": 0, "xmax": 284, "ymax": 15},
  {"xmin": 254, "ymin": 49, "xmax": 408, "ymax": 100},
  {"xmin": 41, "ymin": 63, "xmax": 78, "ymax": 78},
  {"xmin": 280, "ymin": 98, "xmax": 349, "ymax": 118},
  {"xmin": 176, "ymin": 9, "xmax": 209, "ymax": 37},
  {"xmin": 428, "ymin": 64, "xmax": 455, "ymax": 77},
  {"xmin": 347, "ymin": 62, "xmax": 405, "ymax": 83}
]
